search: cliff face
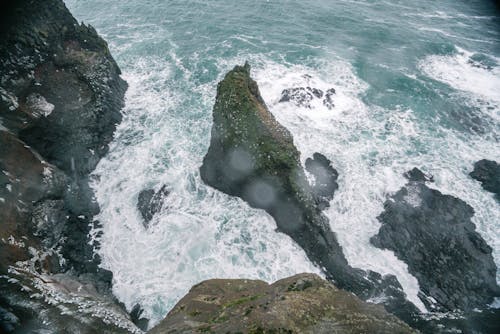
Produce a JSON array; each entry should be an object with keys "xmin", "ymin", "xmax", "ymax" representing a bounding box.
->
[
  {"xmin": 0, "ymin": 1, "xmax": 134, "ymax": 332},
  {"xmin": 149, "ymin": 273, "xmax": 417, "ymax": 334}
]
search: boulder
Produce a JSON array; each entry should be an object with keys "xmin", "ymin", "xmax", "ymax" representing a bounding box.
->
[
  {"xmin": 305, "ymin": 152, "xmax": 339, "ymax": 209},
  {"xmin": 371, "ymin": 168, "xmax": 500, "ymax": 311},
  {"xmin": 279, "ymin": 86, "xmax": 335, "ymax": 109},
  {"xmin": 137, "ymin": 185, "xmax": 170, "ymax": 224},
  {"xmin": 149, "ymin": 273, "xmax": 416, "ymax": 334},
  {"xmin": 470, "ymin": 159, "xmax": 500, "ymax": 201}
]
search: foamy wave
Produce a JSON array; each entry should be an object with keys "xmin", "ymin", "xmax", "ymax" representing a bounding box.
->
[{"xmin": 419, "ymin": 47, "xmax": 500, "ymax": 122}]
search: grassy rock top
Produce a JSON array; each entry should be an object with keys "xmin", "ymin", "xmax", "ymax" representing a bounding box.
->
[
  {"xmin": 149, "ymin": 273, "xmax": 417, "ymax": 334},
  {"xmin": 201, "ymin": 62, "xmax": 317, "ymax": 226}
]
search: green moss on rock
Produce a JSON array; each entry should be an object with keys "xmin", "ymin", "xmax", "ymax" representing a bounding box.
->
[{"xmin": 149, "ymin": 273, "xmax": 417, "ymax": 334}]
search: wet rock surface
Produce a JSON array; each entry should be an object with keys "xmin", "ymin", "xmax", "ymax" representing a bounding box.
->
[
  {"xmin": 0, "ymin": 0, "xmax": 134, "ymax": 332},
  {"xmin": 149, "ymin": 273, "xmax": 416, "ymax": 334},
  {"xmin": 371, "ymin": 168, "xmax": 500, "ymax": 312},
  {"xmin": 470, "ymin": 159, "xmax": 500, "ymax": 201},
  {"xmin": 137, "ymin": 185, "xmax": 170, "ymax": 224},
  {"xmin": 305, "ymin": 152, "xmax": 339, "ymax": 210},
  {"xmin": 279, "ymin": 87, "xmax": 336, "ymax": 109},
  {"xmin": 200, "ymin": 62, "xmax": 424, "ymax": 328}
]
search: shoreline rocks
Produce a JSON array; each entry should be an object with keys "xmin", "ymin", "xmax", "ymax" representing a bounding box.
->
[{"xmin": 371, "ymin": 168, "xmax": 500, "ymax": 312}]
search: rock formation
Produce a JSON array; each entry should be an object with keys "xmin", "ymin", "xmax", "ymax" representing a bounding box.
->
[
  {"xmin": 371, "ymin": 168, "xmax": 500, "ymax": 311},
  {"xmin": 305, "ymin": 152, "xmax": 339, "ymax": 210},
  {"xmin": 470, "ymin": 159, "xmax": 500, "ymax": 201},
  {"xmin": 279, "ymin": 87, "xmax": 336, "ymax": 109},
  {"xmin": 137, "ymin": 185, "xmax": 170, "ymax": 225},
  {"xmin": 0, "ymin": 0, "xmax": 135, "ymax": 332},
  {"xmin": 200, "ymin": 63, "xmax": 422, "ymax": 326},
  {"xmin": 149, "ymin": 273, "xmax": 417, "ymax": 334}
]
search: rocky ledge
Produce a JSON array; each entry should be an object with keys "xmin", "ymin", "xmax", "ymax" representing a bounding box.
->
[
  {"xmin": 149, "ymin": 273, "xmax": 416, "ymax": 334},
  {"xmin": 0, "ymin": 0, "xmax": 134, "ymax": 332}
]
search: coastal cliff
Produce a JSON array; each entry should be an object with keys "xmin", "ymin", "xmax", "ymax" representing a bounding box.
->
[{"xmin": 0, "ymin": 0, "xmax": 133, "ymax": 332}]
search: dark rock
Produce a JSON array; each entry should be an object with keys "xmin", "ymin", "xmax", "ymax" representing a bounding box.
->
[
  {"xmin": 470, "ymin": 159, "xmax": 500, "ymax": 200},
  {"xmin": 149, "ymin": 273, "xmax": 416, "ymax": 334},
  {"xmin": 130, "ymin": 304, "xmax": 149, "ymax": 331},
  {"xmin": 279, "ymin": 86, "xmax": 335, "ymax": 109},
  {"xmin": 404, "ymin": 167, "xmax": 434, "ymax": 183},
  {"xmin": 0, "ymin": 0, "xmax": 134, "ymax": 332},
  {"xmin": 323, "ymin": 88, "xmax": 336, "ymax": 109},
  {"xmin": 137, "ymin": 185, "xmax": 170, "ymax": 224},
  {"xmin": 371, "ymin": 168, "xmax": 500, "ymax": 312},
  {"xmin": 305, "ymin": 152, "xmax": 339, "ymax": 210},
  {"xmin": 200, "ymin": 63, "xmax": 422, "ymax": 328}
]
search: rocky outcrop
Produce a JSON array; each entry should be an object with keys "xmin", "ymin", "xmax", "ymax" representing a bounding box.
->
[
  {"xmin": 279, "ymin": 87, "xmax": 335, "ymax": 109},
  {"xmin": 137, "ymin": 185, "xmax": 170, "ymax": 225},
  {"xmin": 305, "ymin": 153, "xmax": 339, "ymax": 210},
  {"xmin": 149, "ymin": 273, "xmax": 417, "ymax": 334},
  {"xmin": 470, "ymin": 159, "xmax": 500, "ymax": 201},
  {"xmin": 371, "ymin": 168, "xmax": 500, "ymax": 312},
  {"xmin": 0, "ymin": 0, "xmax": 135, "ymax": 332},
  {"xmin": 200, "ymin": 63, "xmax": 422, "ymax": 327}
]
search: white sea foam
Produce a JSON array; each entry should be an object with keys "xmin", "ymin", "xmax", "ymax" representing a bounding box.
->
[
  {"xmin": 419, "ymin": 46, "xmax": 500, "ymax": 122},
  {"xmin": 91, "ymin": 55, "xmax": 321, "ymax": 328}
]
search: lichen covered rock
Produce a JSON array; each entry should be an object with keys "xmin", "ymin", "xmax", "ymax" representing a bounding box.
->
[{"xmin": 149, "ymin": 273, "xmax": 417, "ymax": 334}]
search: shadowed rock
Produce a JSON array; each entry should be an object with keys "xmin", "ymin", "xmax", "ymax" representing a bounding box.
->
[
  {"xmin": 149, "ymin": 273, "xmax": 416, "ymax": 334},
  {"xmin": 470, "ymin": 159, "xmax": 500, "ymax": 201},
  {"xmin": 371, "ymin": 168, "xmax": 500, "ymax": 312},
  {"xmin": 305, "ymin": 152, "xmax": 339, "ymax": 210},
  {"xmin": 137, "ymin": 185, "xmax": 170, "ymax": 224}
]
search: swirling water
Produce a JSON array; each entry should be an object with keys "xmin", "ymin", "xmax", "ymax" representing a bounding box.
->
[{"xmin": 65, "ymin": 0, "xmax": 500, "ymax": 327}]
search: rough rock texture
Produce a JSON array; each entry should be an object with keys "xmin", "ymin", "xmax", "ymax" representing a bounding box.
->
[
  {"xmin": 149, "ymin": 273, "xmax": 417, "ymax": 334},
  {"xmin": 470, "ymin": 159, "xmax": 500, "ymax": 201},
  {"xmin": 279, "ymin": 87, "xmax": 335, "ymax": 109},
  {"xmin": 371, "ymin": 168, "xmax": 500, "ymax": 312},
  {"xmin": 305, "ymin": 153, "xmax": 339, "ymax": 210},
  {"xmin": 199, "ymin": 63, "xmax": 422, "ymax": 327},
  {"xmin": 0, "ymin": 0, "xmax": 136, "ymax": 332},
  {"xmin": 137, "ymin": 185, "xmax": 170, "ymax": 224}
]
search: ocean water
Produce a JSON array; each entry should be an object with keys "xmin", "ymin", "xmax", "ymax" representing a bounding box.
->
[{"xmin": 65, "ymin": 0, "xmax": 500, "ymax": 328}]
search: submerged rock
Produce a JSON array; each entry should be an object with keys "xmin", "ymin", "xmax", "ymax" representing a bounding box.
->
[
  {"xmin": 200, "ymin": 63, "xmax": 422, "ymax": 327},
  {"xmin": 305, "ymin": 152, "xmax": 339, "ymax": 210},
  {"xmin": 130, "ymin": 304, "xmax": 149, "ymax": 331},
  {"xmin": 470, "ymin": 159, "xmax": 500, "ymax": 201},
  {"xmin": 279, "ymin": 86, "xmax": 336, "ymax": 109},
  {"xmin": 137, "ymin": 185, "xmax": 170, "ymax": 224},
  {"xmin": 149, "ymin": 273, "xmax": 416, "ymax": 334},
  {"xmin": 371, "ymin": 168, "xmax": 500, "ymax": 312}
]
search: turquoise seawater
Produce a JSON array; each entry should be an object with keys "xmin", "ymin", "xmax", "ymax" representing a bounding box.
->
[{"xmin": 66, "ymin": 0, "xmax": 499, "ymax": 328}]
